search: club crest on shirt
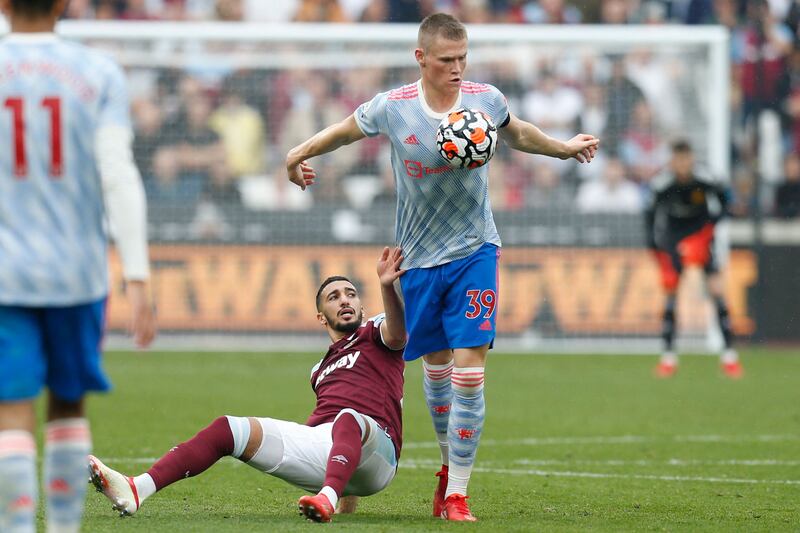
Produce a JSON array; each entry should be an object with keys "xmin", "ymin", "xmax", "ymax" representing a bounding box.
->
[{"xmin": 315, "ymin": 351, "xmax": 361, "ymax": 387}]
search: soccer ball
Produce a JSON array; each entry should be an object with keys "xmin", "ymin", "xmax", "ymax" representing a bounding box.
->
[{"xmin": 436, "ymin": 108, "xmax": 498, "ymax": 169}]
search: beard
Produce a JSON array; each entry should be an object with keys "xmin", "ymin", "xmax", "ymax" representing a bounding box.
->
[{"xmin": 328, "ymin": 309, "xmax": 363, "ymax": 334}]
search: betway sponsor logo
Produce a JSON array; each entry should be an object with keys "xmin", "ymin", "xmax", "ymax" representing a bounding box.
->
[{"xmin": 316, "ymin": 351, "xmax": 360, "ymax": 387}]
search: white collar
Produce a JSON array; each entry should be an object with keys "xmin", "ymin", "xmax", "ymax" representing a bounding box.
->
[
  {"xmin": 416, "ymin": 79, "xmax": 463, "ymax": 120},
  {"xmin": 4, "ymin": 32, "xmax": 59, "ymax": 44}
]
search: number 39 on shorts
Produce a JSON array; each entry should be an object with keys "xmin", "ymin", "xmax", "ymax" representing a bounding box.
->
[{"xmin": 465, "ymin": 289, "xmax": 496, "ymax": 319}]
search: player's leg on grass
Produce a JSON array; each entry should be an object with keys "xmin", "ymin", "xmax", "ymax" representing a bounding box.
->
[
  {"xmin": 45, "ymin": 396, "xmax": 92, "ymax": 533},
  {"xmin": 422, "ymin": 349, "xmax": 454, "ymax": 517},
  {"xmin": 90, "ymin": 415, "xmax": 244, "ymax": 515},
  {"xmin": 655, "ymin": 250, "xmax": 680, "ymax": 377},
  {"xmin": 439, "ymin": 345, "xmax": 487, "ymax": 522},
  {"xmin": 0, "ymin": 402, "xmax": 37, "ymax": 533},
  {"xmin": 298, "ymin": 409, "xmax": 367, "ymax": 523},
  {"xmin": 706, "ymin": 273, "xmax": 742, "ymax": 378},
  {"xmin": 43, "ymin": 301, "xmax": 108, "ymax": 531}
]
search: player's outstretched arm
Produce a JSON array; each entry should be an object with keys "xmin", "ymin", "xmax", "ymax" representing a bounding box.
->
[
  {"xmin": 499, "ymin": 113, "xmax": 599, "ymax": 164},
  {"xmin": 376, "ymin": 247, "xmax": 407, "ymax": 351},
  {"xmin": 286, "ymin": 114, "xmax": 367, "ymax": 190}
]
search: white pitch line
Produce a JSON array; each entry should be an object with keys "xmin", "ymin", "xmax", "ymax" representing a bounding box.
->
[
  {"xmin": 402, "ymin": 434, "xmax": 800, "ymax": 449},
  {"xmin": 398, "ymin": 461, "xmax": 800, "ymax": 486},
  {"xmin": 401, "ymin": 458, "xmax": 800, "ymax": 467},
  {"xmin": 100, "ymin": 457, "xmax": 800, "ymax": 485}
]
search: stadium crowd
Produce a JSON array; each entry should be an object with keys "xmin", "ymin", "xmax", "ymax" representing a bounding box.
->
[{"xmin": 55, "ymin": 0, "xmax": 800, "ymax": 221}]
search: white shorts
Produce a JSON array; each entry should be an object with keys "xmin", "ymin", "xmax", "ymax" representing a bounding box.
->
[{"xmin": 243, "ymin": 409, "xmax": 397, "ymax": 496}]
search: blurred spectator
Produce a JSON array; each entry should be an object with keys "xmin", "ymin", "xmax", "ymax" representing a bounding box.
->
[
  {"xmin": 625, "ymin": 49, "xmax": 684, "ymax": 133},
  {"xmin": 488, "ymin": 151, "xmax": 528, "ymax": 211},
  {"xmin": 527, "ymin": 162, "xmax": 574, "ymax": 209},
  {"xmin": 294, "ymin": 0, "xmax": 350, "ymax": 22},
  {"xmin": 387, "ymin": 0, "xmax": 435, "ymax": 22},
  {"xmin": 523, "ymin": 0, "xmax": 582, "ymax": 23},
  {"xmin": 131, "ymin": 98, "xmax": 167, "ymax": 184},
  {"xmin": 279, "ymin": 71, "xmax": 358, "ymax": 203},
  {"xmin": 521, "ymin": 69, "xmax": 582, "ymax": 143},
  {"xmin": 152, "ymin": 77, "xmax": 229, "ymax": 204},
  {"xmin": 215, "ymin": 0, "xmax": 244, "ymax": 21},
  {"xmin": 63, "ymin": 0, "xmax": 96, "ymax": 19},
  {"xmin": 728, "ymin": 166, "xmax": 757, "ymax": 217},
  {"xmin": 456, "ymin": 0, "xmax": 494, "ymax": 23},
  {"xmin": 783, "ymin": 49, "xmax": 800, "ymax": 154},
  {"xmin": 604, "ymin": 57, "xmax": 645, "ymax": 153},
  {"xmin": 120, "ymin": 0, "xmax": 159, "ymax": 20},
  {"xmin": 209, "ymin": 74, "xmax": 267, "ymax": 179},
  {"xmin": 521, "ymin": 69, "xmax": 582, "ymax": 177},
  {"xmin": 357, "ymin": 0, "xmax": 389, "ymax": 21},
  {"xmin": 619, "ymin": 100, "xmax": 670, "ymax": 184},
  {"xmin": 738, "ymin": 0, "xmax": 793, "ymax": 120},
  {"xmin": 774, "ymin": 152, "xmax": 800, "ymax": 217},
  {"xmin": 243, "ymin": 0, "xmax": 299, "ymax": 21},
  {"xmin": 600, "ymin": 0, "xmax": 634, "ymax": 23},
  {"xmin": 576, "ymin": 157, "xmax": 642, "ymax": 213}
]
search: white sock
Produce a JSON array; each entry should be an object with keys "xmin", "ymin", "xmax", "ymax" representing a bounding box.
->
[
  {"xmin": 0, "ymin": 430, "xmax": 37, "ymax": 533},
  {"xmin": 446, "ymin": 367, "xmax": 485, "ymax": 498},
  {"xmin": 436, "ymin": 432, "xmax": 449, "ymax": 467},
  {"xmin": 319, "ymin": 485, "xmax": 338, "ymax": 509},
  {"xmin": 45, "ymin": 419, "xmax": 91, "ymax": 533},
  {"xmin": 661, "ymin": 351, "xmax": 678, "ymax": 366},
  {"xmin": 133, "ymin": 473, "xmax": 157, "ymax": 503},
  {"xmin": 721, "ymin": 349, "xmax": 739, "ymax": 364},
  {"xmin": 446, "ymin": 463, "xmax": 471, "ymax": 498}
]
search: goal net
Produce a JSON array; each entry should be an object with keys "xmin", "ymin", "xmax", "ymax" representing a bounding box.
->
[{"xmin": 53, "ymin": 21, "xmax": 749, "ymax": 352}]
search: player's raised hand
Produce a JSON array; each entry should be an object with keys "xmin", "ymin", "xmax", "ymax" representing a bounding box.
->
[
  {"xmin": 287, "ymin": 160, "xmax": 316, "ymax": 190},
  {"xmin": 564, "ymin": 134, "xmax": 600, "ymax": 163},
  {"xmin": 126, "ymin": 280, "xmax": 157, "ymax": 348},
  {"xmin": 377, "ymin": 246, "xmax": 406, "ymax": 287}
]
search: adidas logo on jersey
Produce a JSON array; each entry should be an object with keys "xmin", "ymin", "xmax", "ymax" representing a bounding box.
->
[
  {"xmin": 479, "ymin": 319, "xmax": 493, "ymax": 331},
  {"xmin": 404, "ymin": 134, "xmax": 420, "ymax": 145}
]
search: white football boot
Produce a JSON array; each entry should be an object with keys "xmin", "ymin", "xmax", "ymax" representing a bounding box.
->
[{"xmin": 88, "ymin": 455, "xmax": 140, "ymax": 516}]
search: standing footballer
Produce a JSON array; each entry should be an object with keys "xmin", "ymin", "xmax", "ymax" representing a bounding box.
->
[
  {"xmin": 646, "ymin": 140, "xmax": 742, "ymax": 379},
  {"xmin": 286, "ymin": 13, "xmax": 598, "ymax": 521},
  {"xmin": 0, "ymin": 1, "xmax": 156, "ymax": 531}
]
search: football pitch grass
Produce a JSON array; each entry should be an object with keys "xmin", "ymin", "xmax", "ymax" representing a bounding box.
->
[{"xmin": 61, "ymin": 349, "xmax": 798, "ymax": 531}]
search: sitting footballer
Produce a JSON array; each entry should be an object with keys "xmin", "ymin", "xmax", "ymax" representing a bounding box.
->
[{"xmin": 88, "ymin": 247, "xmax": 407, "ymax": 522}]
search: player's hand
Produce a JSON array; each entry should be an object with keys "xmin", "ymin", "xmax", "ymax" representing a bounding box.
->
[
  {"xmin": 126, "ymin": 280, "xmax": 157, "ymax": 349},
  {"xmin": 377, "ymin": 246, "xmax": 405, "ymax": 287},
  {"xmin": 336, "ymin": 495, "xmax": 359, "ymax": 514},
  {"xmin": 564, "ymin": 134, "xmax": 599, "ymax": 163},
  {"xmin": 287, "ymin": 159, "xmax": 316, "ymax": 190}
]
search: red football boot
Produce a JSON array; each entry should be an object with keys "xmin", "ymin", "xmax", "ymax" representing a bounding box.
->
[
  {"xmin": 442, "ymin": 494, "xmax": 477, "ymax": 522},
  {"xmin": 432, "ymin": 465, "xmax": 448, "ymax": 517},
  {"xmin": 721, "ymin": 361, "xmax": 744, "ymax": 379},
  {"xmin": 298, "ymin": 494, "xmax": 334, "ymax": 523},
  {"xmin": 654, "ymin": 361, "xmax": 677, "ymax": 378}
]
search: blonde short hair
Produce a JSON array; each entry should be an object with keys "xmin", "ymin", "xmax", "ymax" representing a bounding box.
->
[{"xmin": 418, "ymin": 13, "xmax": 467, "ymax": 51}]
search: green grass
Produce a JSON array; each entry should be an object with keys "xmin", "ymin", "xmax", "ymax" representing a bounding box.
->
[{"xmin": 45, "ymin": 350, "xmax": 800, "ymax": 531}]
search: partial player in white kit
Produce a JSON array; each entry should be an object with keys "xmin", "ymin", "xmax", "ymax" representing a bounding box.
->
[
  {"xmin": 89, "ymin": 247, "xmax": 407, "ymax": 523},
  {"xmin": 286, "ymin": 13, "xmax": 599, "ymax": 521},
  {"xmin": 0, "ymin": 1, "xmax": 156, "ymax": 532}
]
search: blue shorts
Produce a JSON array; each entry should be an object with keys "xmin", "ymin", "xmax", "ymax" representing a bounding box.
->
[
  {"xmin": 400, "ymin": 243, "xmax": 500, "ymax": 361},
  {"xmin": 0, "ymin": 299, "xmax": 110, "ymax": 402}
]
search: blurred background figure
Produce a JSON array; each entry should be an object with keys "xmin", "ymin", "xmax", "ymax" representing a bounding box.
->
[
  {"xmin": 576, "ymin": 157, "xmax": 642, "ymax": 213},
  {"xmin": 645, "ymin": 141, "xmax": 741, "ymax": 379}
]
